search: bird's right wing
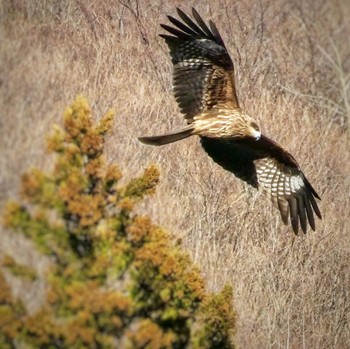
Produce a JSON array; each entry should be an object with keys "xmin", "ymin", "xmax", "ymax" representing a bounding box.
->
[{"xmin": 160, "ymin": 8, "xmax": 240, "ymax": 121}]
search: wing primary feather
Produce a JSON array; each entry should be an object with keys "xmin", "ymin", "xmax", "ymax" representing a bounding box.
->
[
  {"xmin": 191, "ymin": 8, "xmax": 215, "ymax": 39},
  {"xmin": 209, "ymin": 20, "xmax": 225, "ymax": 46},
  {"xmin": 160, "ymin": 24, "xmax": 190, "ymax": 40},
  {"xmin": 309, "ymin": 192, "xmax": 322, "ymax": 219},
  {"xmin": 304, "ymin": 193, "xmax": 316, "ymax": 231},
  {"xmin": 297, "ymin": 195, "xmax": 307, "ymax": 234},
  {"xmin": 176, "ymin": 8, "xmax": 204, "ymax": 36},
  {"xmin": 305, "ymin": 177, "xmax": 321, "ymax": 200},
  {"xmin": 167, "ymin": 15, "xmax": 199, "ymax": 36},
  {"xmin": 159, "ymin": 34, "xmax": 181, "ymax": 44},
  {"xmin": 278, "ymin": 199, "xmax": 289, "ymax": 225},
  {"xmin": 288, "ymin": 197, "xmax": 299, "ymax": 235}
]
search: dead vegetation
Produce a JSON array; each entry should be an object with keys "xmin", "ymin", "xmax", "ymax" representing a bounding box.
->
[{"xmin": 1, "ymin": 0, "xmax": 350, "ymax": 347}]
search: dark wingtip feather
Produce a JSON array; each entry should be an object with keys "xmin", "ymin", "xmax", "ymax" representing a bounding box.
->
[
  {"xmin": 278, "ymin": 200, "xmax": 289, "ymax": 226},
  {"xmin": 191, "ymin": 8, "xmax": 215, "ymax": 39},
  {"xmin": 304, "ymin": 193, "xmax": 316, "ymax": 231},
  {"xmin": 176, "ymin": 7, "xmax": 186, "ymax": 18},
  {"xmin": 160, "ymin": 8, "xmax": 229, "ymax": 54},
  {"xmin": 176, "ymin": 7, "xmax": 203, "ymax": 35},
  {"xmin": 299, "ymin": 174, "xmax": 321, "ymax": 231},
  {"xmin": 297, "ymin": 195, "xmax": 307, "ymax": 234},
  {"xmin": 209, "ymin": 20, "xmax": 225, "ymax": 46},
  {"xmin": 160, "ymin": 24, "xmax": 191, "ymax": 40},
  {"xmin": 167, "ymin": 15, "xmax": 198, "ymax": 36},
  {"xmin": 314, "ymin": 191, "xmax": 321, "ymax": 201},
  {"xmin": 288, "ymin": 197, "xmax": 299, "ymax": 235},
  {"xmin": 305, "ymin": 176, "xmax": 321, "ymax": 200},
  {"xmin": 309, "ymin": 193, "xmax": 322, "ymax": 219},
  {"xmin": 159, "ymin": 34, "xmax": 180, "ymax": 43}
]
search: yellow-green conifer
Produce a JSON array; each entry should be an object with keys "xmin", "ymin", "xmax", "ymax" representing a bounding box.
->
[{"xmin": 1, "ymin": 97, "xmax": 236, "ymax": 348}]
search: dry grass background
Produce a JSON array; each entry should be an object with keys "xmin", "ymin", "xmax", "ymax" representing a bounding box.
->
[{"xmin": 1, "ymin": 0, "xmax": 350, "ymax": 347}]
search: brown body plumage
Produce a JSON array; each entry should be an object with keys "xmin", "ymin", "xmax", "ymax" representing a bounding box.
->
[
  {"xmin": 192, "ymin": 109, "xmax": 261, "ymax": 139},
  {"xmin": 138, "ymin": 8, "xmax": 322, "ymax": 234}
]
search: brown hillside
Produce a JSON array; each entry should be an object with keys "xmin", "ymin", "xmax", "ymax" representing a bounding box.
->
[{"xmin": 1, "ymin": 1, "xmax": 350, "ymax": 347}]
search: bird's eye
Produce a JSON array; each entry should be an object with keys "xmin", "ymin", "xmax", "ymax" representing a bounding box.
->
[{"xmin": 251, "ymin": 122, "xmax": 259, "ymax": 131}]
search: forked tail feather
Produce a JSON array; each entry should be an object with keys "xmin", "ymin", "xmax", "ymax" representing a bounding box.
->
[{"xmin": 138, "ymin": 126, "xmax": 194, "ymax": 146}]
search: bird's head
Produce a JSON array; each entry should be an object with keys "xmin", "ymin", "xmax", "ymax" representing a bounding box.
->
[
  {"xmin": 236, "ymin": 113, "xmax": 261, "ymax": 140},
  {"xmin": 248, "ymin": 120, "xmax": 261, "ymax": 140}
]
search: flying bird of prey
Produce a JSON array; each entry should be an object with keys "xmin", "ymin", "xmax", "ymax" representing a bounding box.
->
[{"xmin": 138, "ymin": 8, "xmax": 321, "ymax": 234}]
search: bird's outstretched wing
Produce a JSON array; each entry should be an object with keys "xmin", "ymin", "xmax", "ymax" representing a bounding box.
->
[
  {"xmin": 200, "ymin": 136, "xmax": 322, "ymax": 234},
  {"xmin": 160, "ymin": 8, "xmax": 239, "ymax": 121}
]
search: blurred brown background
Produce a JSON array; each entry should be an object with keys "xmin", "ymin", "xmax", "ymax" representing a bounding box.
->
[{"xmin": 1, "ymin": 1, "xmax": 349, "ymax": 347}]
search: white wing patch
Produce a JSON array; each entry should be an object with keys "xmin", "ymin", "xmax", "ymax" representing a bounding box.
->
[
  {"xmin": 255, "ymin": 158, "xmax": 302, "ymax": 197},
  {"xmin": 255, "ymin": 157, "xmax": 307, "ymax": 227},
  {"xmin": 290, "ymin": 176, "xmax": 303, "ymax": 192}
]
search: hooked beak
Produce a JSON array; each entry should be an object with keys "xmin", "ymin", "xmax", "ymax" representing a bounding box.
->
[{"xmin": 251, "ymin": 128, "xmax": 261, "ymax": 140}]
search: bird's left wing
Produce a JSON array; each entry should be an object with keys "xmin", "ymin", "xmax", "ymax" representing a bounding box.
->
[
  {"xmin": 253, "ymin": 142, "xmax": 321, "ymax": 234},
  {"xmin": 200, "ymin": 136, "xmax": 322, "ymax": 234},
  {"xmin": 160, "ymin": 8, "xmax": 240, "ymax": 121}
]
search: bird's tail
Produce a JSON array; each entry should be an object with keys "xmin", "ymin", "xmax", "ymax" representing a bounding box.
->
[{"xmin": 138, "ymin": 126, "xmax": 194, "ymax": 146}]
